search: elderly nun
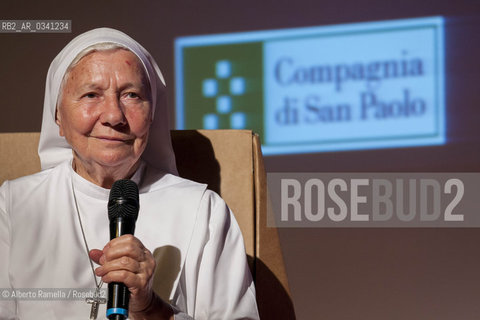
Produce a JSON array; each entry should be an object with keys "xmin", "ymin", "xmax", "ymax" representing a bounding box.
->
[{"xmin": 0, "ymin": 28, "xmax": 259, "ymax": 320}]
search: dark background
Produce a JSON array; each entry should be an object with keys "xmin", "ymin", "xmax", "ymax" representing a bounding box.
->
[{"xmin": 2, "ymin": 1, "xmax": 480, "ymax": 319}]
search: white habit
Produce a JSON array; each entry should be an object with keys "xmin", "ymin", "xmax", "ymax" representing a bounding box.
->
[{"xmin": 0, "ymin": 160, "xmax": 259, "ymax": 319}]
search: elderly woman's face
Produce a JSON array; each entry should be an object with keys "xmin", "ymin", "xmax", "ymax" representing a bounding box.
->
[{"xmin": 56, "ymin": 49, "xmax": 152, "ymax": 172}]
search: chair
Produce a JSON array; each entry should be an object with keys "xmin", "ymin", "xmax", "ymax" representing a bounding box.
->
[{"xmin": 0, "ymin": 130, "xmax": 295, "ymax": 320}]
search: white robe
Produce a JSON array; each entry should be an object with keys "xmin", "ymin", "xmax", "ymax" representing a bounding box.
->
[{"xmin": 0, "ymin": 160, "xmax": 259, "ymax": 320}]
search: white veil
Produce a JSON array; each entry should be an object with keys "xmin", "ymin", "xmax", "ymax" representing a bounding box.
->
[{"xmin": 38, "ymin": 27, "xmax": 178, "ymax": 175}]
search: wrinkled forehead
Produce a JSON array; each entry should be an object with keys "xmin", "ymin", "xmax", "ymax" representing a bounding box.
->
[
  {"xmin": 65, "ymin": 42, "xmax": 150, "ymax": 80},
  {"xmin": 64, "ymin": 48, "xmax": 151, "ymax": 92}
]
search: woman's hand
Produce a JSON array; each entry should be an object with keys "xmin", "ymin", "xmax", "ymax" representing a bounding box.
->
[{"xmin": 89, "ymin": 235, "xmax": 174, "ymax": 320}]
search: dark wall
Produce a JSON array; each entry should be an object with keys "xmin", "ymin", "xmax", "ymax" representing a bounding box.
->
[{"xmin": 2, "ymin": 1, "xmax": 480, "ymax": 319}]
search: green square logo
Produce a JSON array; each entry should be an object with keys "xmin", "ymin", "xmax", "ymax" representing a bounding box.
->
[{"xmin": 177, "ymin": 42, "xmax": 264, "ymax": 140}]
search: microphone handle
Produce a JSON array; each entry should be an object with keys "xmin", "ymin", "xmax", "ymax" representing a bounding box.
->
[{"xmin": 107, "ymin": 217, "xmax": 136, "ymax": 320}]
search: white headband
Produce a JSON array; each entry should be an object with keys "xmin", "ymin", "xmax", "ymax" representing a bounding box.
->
[{"xmin": 38, "ymin": 27, "xmax": 177, "ymax": 175}]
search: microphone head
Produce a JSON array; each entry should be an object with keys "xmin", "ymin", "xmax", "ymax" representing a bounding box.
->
[{"xmin": 108, "ymin": 179, "xmax": 139, "ymax": 221}]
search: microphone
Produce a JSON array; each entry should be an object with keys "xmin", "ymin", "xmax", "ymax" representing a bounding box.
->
[{"xmin": 106, "ymin": 179, "xmax": 140, "ymax": 320}]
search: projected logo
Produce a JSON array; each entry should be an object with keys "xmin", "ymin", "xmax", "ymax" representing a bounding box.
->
[
  {"xmin": 177, "ymin": 43, "xmax": 264, "ymax": 138},
  {"xmin": 176, "ymin": 17, "xmax": 445, "ymax": 155},
  {"xmin": 201, "ymin": 61, "xmax": 248, "ymax": 130}
]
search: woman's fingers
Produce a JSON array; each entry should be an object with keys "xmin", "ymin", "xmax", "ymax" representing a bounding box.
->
[
  {"xmin": 92, "ymin": 235, "xmax": 156, "ymax": 291},
  {"xmin": 90, "ymin": 236, "xmax": 161, "ymax": 315},
  {"xmin": 89, "ymin": 249, "xmax": 103, "ymax": 264},
  {"xmin": 100, "ymin": 234, "xmax": 150, "ymax": 262},
  {"xmin": 94, "ymin": 256, "xmax": 141, "ymax": 276},
  {"xmin": 98, "ymin": 269, "xmax": 151, "ymax": 290}
]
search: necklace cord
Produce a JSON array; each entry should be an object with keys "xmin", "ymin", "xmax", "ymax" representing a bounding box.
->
[{"xmin": 71, "ymin": 176, "xmax": 103, "ymax": 290}]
